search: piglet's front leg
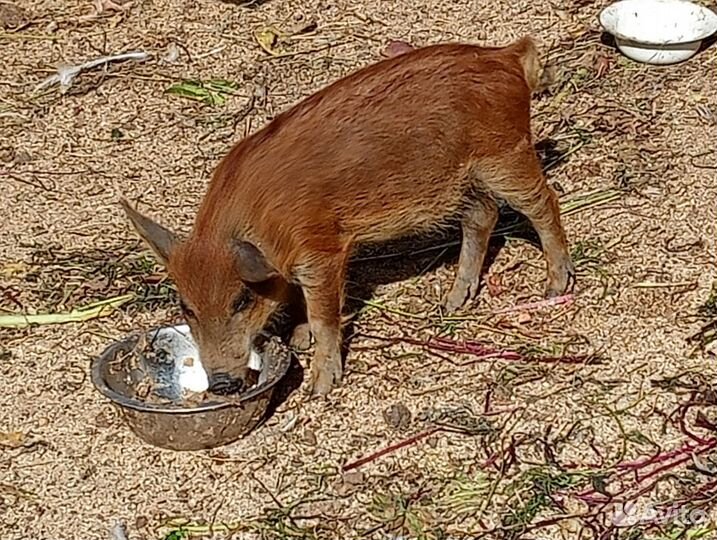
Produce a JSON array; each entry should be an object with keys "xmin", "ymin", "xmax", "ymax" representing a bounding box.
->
[
  {"xmin": 296, "ymin": 253, "xmax": 348, "ymax": 396},
  {"xmin": 307, "ymin": 316, "xmax": 343, "ymax": 396},
  {"xmin": 285, "ymin": 288, "xmax": 313, "ymax": 350}
]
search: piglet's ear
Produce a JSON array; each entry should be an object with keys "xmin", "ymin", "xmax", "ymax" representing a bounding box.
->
[
  {"xmin": 233, "ymin": 240, "xmax": 279, "ymax": 283},
  {"xmin": 120, "ymin": 198, "xmax": 177, "ymax": 266}
]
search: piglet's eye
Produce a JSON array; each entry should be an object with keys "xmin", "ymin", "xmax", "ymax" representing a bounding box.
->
[
  {"xmin": 179, "ymin": 300, "xmax": 196, "ymax": 319},
  {"xmin": 232, "ymin": 289, "xmax": 253, "ymax": 313}
]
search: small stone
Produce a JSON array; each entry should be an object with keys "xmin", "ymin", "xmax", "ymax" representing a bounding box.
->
[
  {"xmin": 209, "ymin": 450, "xmax": 230, "ymax": 461},
  {"xmin": 343, "ymin": 470, "xmax": 364, "ymax": 485},
  {"xmin": 95, "ymin": 411, "xmax": 113, "ymax": 428},
  {"xmin": 81, "ymin": 465, "xmax": 96, "ymax": 480},
  {"xmin": 334, "ymin": 470, "xmax": 365, "ymax": 496},
  {"xmin": 0, "ymin": 4, "xmax": 29, "ymax": 30},
  {"xmin": 302, "ymin": 428, "xmax": 317, "ymax": 446},
  {"xmin": 109, "ymin": 521, "xmax": 128, "ymax": 540},
  {"xmin": 163, "ymin": 43, "xmax": 180, "ymax": 64},
  {"xmin": 134, "ymin": 516, "xmax": 148, "ymax": 529},
  {"xmin": 382, "ymin": 403, "xmax": 412, "ymax": 431},
  {"xmin": 14, "ymin": 150, "xmax": 32, "ymax": 164},
  {"xmin": 0, "ymin": 146, "xmax": 15, "ymax": 163}
]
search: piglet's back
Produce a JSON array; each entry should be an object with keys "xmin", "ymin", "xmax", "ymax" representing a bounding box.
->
[{"xmin": 192, "ymin": 38, "xmax": 540, "ymax": 272}]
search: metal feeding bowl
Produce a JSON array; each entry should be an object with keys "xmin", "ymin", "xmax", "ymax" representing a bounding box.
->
[{"xmin": 91, "ymin": 324, "xmax": 291, "ymax": 451}]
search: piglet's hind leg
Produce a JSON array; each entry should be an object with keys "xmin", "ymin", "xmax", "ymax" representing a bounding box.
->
[{"xmin": 444, "ymin": 197, "xmax": 499, "ymax": 312}]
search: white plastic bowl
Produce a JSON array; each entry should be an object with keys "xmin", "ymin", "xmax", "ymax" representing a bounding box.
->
[{"xmin": 599, "ymin": 0, "xmax": 717, "ymax": 64}]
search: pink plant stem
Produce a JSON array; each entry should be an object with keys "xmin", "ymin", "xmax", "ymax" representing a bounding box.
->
[
  {"xmin": 429, "ymin": 341, "xmax": 521, "ymax": 360},
  {"xmin": 428, "ymin": 337, "xmax": 587, "ymax": 364},
  {"xmin": 575, "ymin": 492, "xmax": 608, "ymax": 504},
  {"xmin": 617, "ymin": 438, "xmax": 717, "ymax": 471},
  {"xmin": 341, "ymin": 427, "xmax": 440, "ymax": 472},
  {"xmin": 358, "ymin": 333, "xmax": 589, "ymax": 364},
  {"xmin": 634, "ymin": 441, "xmax": 717, "ymax": 484},
  {"xmin": 481, "ymin": 440, "xmax": 518, "ymax": 470},
  {"xmin": 575, "ymin": 438, "xmax": 717, "ymax": 503}
]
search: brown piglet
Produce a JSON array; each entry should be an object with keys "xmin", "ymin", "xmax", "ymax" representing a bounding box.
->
[{"xmin": 121, "ymin": 35, "xmax": 575, "ymax": 397}]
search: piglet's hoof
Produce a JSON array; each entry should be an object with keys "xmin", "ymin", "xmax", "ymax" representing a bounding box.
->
[
  {"xmin": 443, "ymin": 281, "xmax": 473, "ymax": 314},
  {"xmin": 308, "ymin": 361, "xmax": 343, "ymax": 397},
  {"xmin": 442, "ymin": 295, "xmax": 464, "ymax": 315},
  {"xmin": 290, "ymin": 323, "xmax": 312, "ymax": 350},
  {"xmin": 545, "ymin": 260, "xmax": 576, "ymax": 298}
]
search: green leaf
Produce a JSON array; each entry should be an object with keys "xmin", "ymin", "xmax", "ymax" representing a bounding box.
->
[
  {"xmin": 166, "ymin": 79, "xmax": 238, "ymax": 106},
  {"xmin": 0, "ymin": 294, "xmax": 134, "ymax": 329},
  {"xmin": 163, "ymin": 529, "xmax": 188, "ymax": 540}
]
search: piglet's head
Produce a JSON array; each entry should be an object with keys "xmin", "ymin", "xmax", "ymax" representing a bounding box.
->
[{"xmin": 120, "ymin": 199, "xmax": 287, "ymax": 395}]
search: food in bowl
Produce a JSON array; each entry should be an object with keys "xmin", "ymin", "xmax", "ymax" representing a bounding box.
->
[{"xmin": 91, "ymin": 325, "xmax": 291, "ymax": 450}]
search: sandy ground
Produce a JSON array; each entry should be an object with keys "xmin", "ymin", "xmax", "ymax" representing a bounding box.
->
[{"xmin": 1, "ymin": 0, "xmax": 717, "ymax": 539}]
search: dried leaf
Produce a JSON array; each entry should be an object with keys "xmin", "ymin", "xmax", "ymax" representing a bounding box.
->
[
  {"xmin": 95, "ymin": 0, "xmax": 133, "ymax": 15},
  {"xmin": 382, "ymin": 403, "xmax": 412, "ymax": 431},
  {"xmin": 0, "ymin": 262, "xmax": 29, "ymax": 278},
  {"xmin": 0, "ymin": 431, "xmax": 26, "ymax": 448},
  {"xmin": 254, "ymin": 27, "xmax": 283, "ymax": 56},
  {"xmin": 595, "ymin": 54, "xmax": 612, "ymax": 78},
  {"xmin": 590, "ymin": 474, "xmax": 610, "ymax": 496},
  {"xmin": 334, "ymin": 470, "xmax": 365, "ymax": 496}
]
